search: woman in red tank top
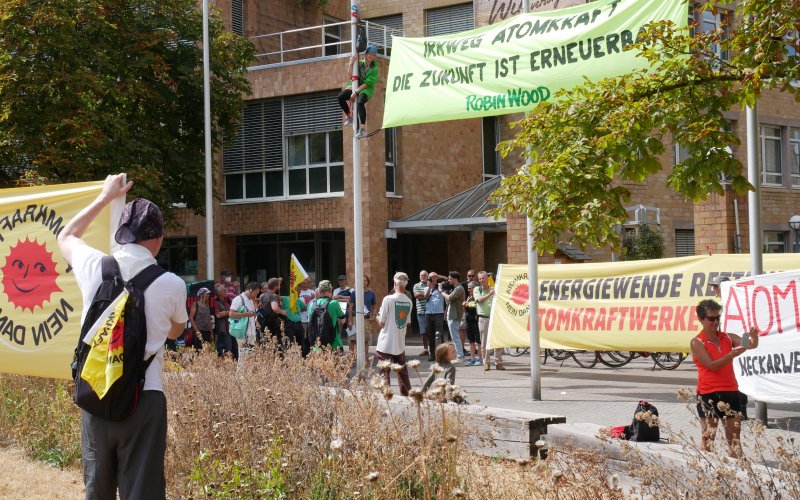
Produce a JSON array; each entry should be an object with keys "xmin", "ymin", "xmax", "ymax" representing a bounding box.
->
[{"xmin": 690, "ymin": 299, "xmax": 758, "ymax": 457}]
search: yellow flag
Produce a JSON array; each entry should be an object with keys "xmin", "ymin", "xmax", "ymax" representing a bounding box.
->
[
  {"xmin": 81, "ymin": 290, "xmax": 128, "ymax": 399},
  {"xmin": 289, "ymin": 254, "xmax": 309, "ymax": 314}
]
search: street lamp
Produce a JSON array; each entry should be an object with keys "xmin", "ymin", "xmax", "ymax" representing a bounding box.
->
[{"xmin": 789, "ymin": 214, "xmax": 800, "ymax": 253}]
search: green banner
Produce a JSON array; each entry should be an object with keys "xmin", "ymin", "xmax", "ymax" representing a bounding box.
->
[{"xmin": 382, "ymin": 0, "xmax": 686, "ymax": 128}]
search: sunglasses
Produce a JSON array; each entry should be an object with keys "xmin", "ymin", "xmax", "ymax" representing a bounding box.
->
[{"xmin": 704, "ymin": 316, "xmax": 721, "ymax": 322}]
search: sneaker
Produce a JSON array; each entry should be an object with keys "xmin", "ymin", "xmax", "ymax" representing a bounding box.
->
[
  {"xmin": 344, "ymin": 117, "xmax": 352, "ymax": 126},
  {"xmin": 468, "ymin": 359, "xmax": 480, "ymax": 366},
  {"xmin": 483, "ymin": 362, "xmax": 490, "ymax": 371},
  {"xmin": 496, "ymin": 362, "xmax": 506, "ymax": 371},
  {"xmin": 419, "ymin": 349, "xmax": 429, "ymax": 357},
  {"xmin": 463, "ymin": 350, "xmax": 470, "ymax": 357},
  {"xmin": 356, "ymin": 128, "xmax": 367, "ymax": 138}
]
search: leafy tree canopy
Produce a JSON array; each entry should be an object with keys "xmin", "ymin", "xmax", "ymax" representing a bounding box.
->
[
  {"xmin": 489, "ymin": 0, "xmax": 800, "ymax": 254},
  {"xmin": 0, "ymin": 0, "xmax": 253, "ymax": 219}
]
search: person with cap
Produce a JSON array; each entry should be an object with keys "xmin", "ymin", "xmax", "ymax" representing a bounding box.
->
[
  {"xmin": 709, "ymin": 275, "xmax": 730, "ymax": 301},
  {"xmin": 57, "ymin": 174, "xmax": 188, "ymax": 499},
  {"xmin": 189, "ymin": 287, "xmax": 214, "ymax": 350},
  {"xmin": 375, "ymin": 272, "xmax": 414, "ymax": 396},
  {"xmin": 307, "ymin": 280, "xmax": 346, "ymax": 351},
  {"xmin": 337, "ymin": 44, "xmax": 380, "ymax": 138}
]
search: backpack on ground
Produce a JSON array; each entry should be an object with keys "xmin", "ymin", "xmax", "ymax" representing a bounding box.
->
[
  {"xmin": 71, "ymin": 256, "xmax": 165, "ymax": 421},
  {"xmin": 625, "ymin": 400, "xmax": 660, "ymax": 442},
  {"xmin": 308, "ymin": 298, "xmax": 336, "ymax": 347}
]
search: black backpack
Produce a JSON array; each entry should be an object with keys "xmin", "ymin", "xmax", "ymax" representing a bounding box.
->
[
  {"xmin": 356, "ymin": 23, "xmax": 368, "ymax": 53},
  {"xmin": 71, "ymin": 256, "xmax": 165, "ymax": 421},
  {"xmin": 308, "ymin": 298, "xmax": 336, "ymax": 347},
  {"xmin": 625, "ymin": 400, "xmax": 660, "ymax": 442}
]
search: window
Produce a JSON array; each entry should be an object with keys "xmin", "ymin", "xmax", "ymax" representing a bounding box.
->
[
  {"xmin": 482, "ymin": 117, "xmax": 500, "ymax": 180},
  {"xmin": 286, "ymin": 131, "xmax": 344, "ymax": 196},
  {"xmin": 231, "ymin": 0, "xmax": 244, "ymax": 36},
  {"xmin": 690, "ymin": 5, "xmax": 729, "ymax": 61},
  {"xmin": 700, "ymin": 9, "xmax": 730, "ymax": 61},
  {"xmin": 790, "ymin": 127, "xmax": 800, "ymax": 187},
  {"xmin": 760, "ymin": 125, "xmax": 783, "ymax": 185},
  {"xmin": 675, "ymin": 229, "xmax": 695, "ymax": 257},
  {"xmin": 157, "ymin": 237, "xmax": 198, "ymax": 279},
  {"xmin": 426, "ymin": 3, "xmax": 474, "ymax": 37},
  {"xmin": 323, "ymin": 16, "xmax": 342, "ymax": 56},
  {"xmin": 367, "ymin": 14, "xmax": 403, "ymax": 56},
  {"xmin": 223, "ymin": 91, "xmax": 344, "ymax": 201},
  {"xmin": 385, "ymin": 128, "xmax": 396, "ymax": 194},
  {"xmin": 763, "ymin": 231, "xmax": 787, "ymax": 253}
]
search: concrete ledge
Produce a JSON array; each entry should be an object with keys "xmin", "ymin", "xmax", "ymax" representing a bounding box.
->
[
  {"xmin": 386, "ymin": 396, "xmax": 566, "ymax": 460},
  {"xmin": 543, "ymin": 422, "xmax": 794, "ymax": 496}
]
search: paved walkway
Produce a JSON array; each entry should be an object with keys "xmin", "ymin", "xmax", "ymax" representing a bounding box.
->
[{"xmin": 390, "ymin": 335, "xmax": 800, "ymax": 461}]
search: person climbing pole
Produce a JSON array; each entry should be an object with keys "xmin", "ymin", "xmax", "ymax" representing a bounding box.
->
[{"xmin": 338, "ymin": 44, "xmax": 379, "ymax": 139}]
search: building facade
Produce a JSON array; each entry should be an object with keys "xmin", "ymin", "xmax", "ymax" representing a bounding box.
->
[{"xmin": 164, "ymin": 0, "xmax": 800, "ymax": 298}]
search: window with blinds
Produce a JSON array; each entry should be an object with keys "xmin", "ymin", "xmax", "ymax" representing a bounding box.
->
[
  {"xmin": 231, "ymin": 0, "xmax": 244, "ymax": 36},
  {"xmin": 426, "ymin": 3, "xmax": 474, "ymax": 37},
  {"xmin": 367, "ymin": 14, "xmax": 403, "ymax": 54},
  {"xmin": 223, "ymin": 91, "xmax": 344, "ymax": 202},
  {"xmin": 675, "ymin": 229, "xmax": 695, "ymax": 257}
]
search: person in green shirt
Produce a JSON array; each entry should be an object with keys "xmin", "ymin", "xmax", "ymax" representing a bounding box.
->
[
  {"xmin": 337, "ymin": 45, "xmax": 380, "ymax": 139},
  {"xmin": 475, "ymin": 271, "xmax": 504, "ymax": 371},
  {"xmin": 307, "ymin": 280, "xmax": 346, "ymax": 351}
]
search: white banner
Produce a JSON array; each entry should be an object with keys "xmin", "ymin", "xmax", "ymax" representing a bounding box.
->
[{"xmin": 721, "ymin": 269, "xmax": 800, "ymax": 403}]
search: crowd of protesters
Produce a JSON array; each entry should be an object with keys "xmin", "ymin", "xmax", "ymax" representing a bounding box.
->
[{"xmin": 177, "ymin": 267, "xmax": 496, "ymax": 370}]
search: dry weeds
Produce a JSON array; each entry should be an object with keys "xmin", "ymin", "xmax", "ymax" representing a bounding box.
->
[{"xmin": 0, "ymin": 340, "xmax": 798, "ymax": 498}]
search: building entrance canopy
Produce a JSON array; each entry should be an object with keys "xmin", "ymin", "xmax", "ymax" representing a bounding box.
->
[{"xmin": 388, "ymin": 176, "xmax": 506, "ymax": 233}]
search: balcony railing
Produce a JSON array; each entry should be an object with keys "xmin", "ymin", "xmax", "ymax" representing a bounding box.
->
[{"xmin": 249, "ymin": 20, "xmax": 403, "ymax": 68}]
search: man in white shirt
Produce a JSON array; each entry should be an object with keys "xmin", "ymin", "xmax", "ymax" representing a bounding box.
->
[
  {"xmin": 57, "ymin": 174, "xmax": 187, "ymax": 500},
  {"xmin": 375, "ymin": 272, "xmax": 413, "ymax": 396},
  {"xmin": 230, "ymin": 282, "xmax": 258, "ymax": 348}
]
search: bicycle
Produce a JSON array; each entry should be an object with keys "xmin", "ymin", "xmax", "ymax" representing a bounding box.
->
[{"xmin": 650, "ymin": 352, "xmax": 686, "ymax": 370}]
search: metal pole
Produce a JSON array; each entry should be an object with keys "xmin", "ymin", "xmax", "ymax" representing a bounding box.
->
[
  {"xmin": 746, "ymin": 103, "xmax": 767, "ymax": 424},
  {"xmin": 351, "ymin": 2, "xmax": 366, "ymax": 371},
  {"xmin": 202, "ymin": 0, "xmax": 214, "ymax": 280},
  {"xmin": 521, "ymin": 0, "xmax": 541, "ymax": 401}
]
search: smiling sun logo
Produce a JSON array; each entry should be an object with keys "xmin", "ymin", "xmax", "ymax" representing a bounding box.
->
[{"xmin": 1, "ymin": 237, "xmax": 62, "ymax": 312}]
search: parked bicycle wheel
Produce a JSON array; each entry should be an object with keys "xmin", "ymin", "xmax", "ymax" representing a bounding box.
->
[
  {"xmin": 504, "ymin": 347, "xmax": 530, "ymax": 357},
  {"xmin": 571, "ymin": 350, "xmax": 598, "ymax": 368},
  {"xmin": 652, "ymin": 352, "xmax": 686, "ymax": 370},
  {"xmin": 547, "ymin": 349, "xmax": 571, "ymax": 361},
  {"xmin": 596, "ymin": 350, "xmax": 635, "ymax": 368}
]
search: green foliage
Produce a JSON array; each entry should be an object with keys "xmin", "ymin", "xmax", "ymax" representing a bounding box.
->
[
  {"xmin": 189, "ymin": 443, "xmax": 287, "ymax": 498},
  {"xmin": 622, "ymin": 224, "xmax": 665, "ymax": 261},
  {"xmin": 0, "ymin": 375, "xmax": 81, "ymax": 469},
  {"xmin": 0, "ymin": 0, "xmax": 253, "ymax": 219},
  {"xmin": 490, "ymin": 0, "xmax": 800, "ymax": 254}
]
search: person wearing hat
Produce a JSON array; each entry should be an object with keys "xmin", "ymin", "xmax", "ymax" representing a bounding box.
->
[
  {"xmin": 57, "ymin": 174, "xmax": 188, "ymax": 499},
  {"xmin": 709, "ymin": 275, "xmax": 730, "ymax": 301},
  {"xmin": 375, "ymin": 272, "xmax": 414, "ymax": 396},
  {"xmin": 337, "ymin": 44, "xmax": 380, "ymax": 138},
  {"xmin": 307, "ymin": 280, "xmax": 346, "ymax": 351},
  {"xmin": 189, "ymin": 287, "xmax": 214, "ymax": 350}
]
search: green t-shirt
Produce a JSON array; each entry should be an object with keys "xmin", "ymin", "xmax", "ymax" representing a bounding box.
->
[
  {"xmin": 474, "ymin": 286, "xmax": 494, "ymax": 317},
  {"xmin": 309, "ymin": 297, "xmax": 345, "ymax": 349},
  {"xmin": 281, "ymin": 296, "xmax": 306, "ymax": 323}
]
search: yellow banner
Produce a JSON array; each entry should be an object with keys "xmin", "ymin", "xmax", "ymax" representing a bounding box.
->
[
  {"xmin": 487, "ymin": 254, "xmax": 800, "ymax": 352},
  {"xmin": 0, "ymin": 181, "xmax": 113, "ymax": 379}
]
